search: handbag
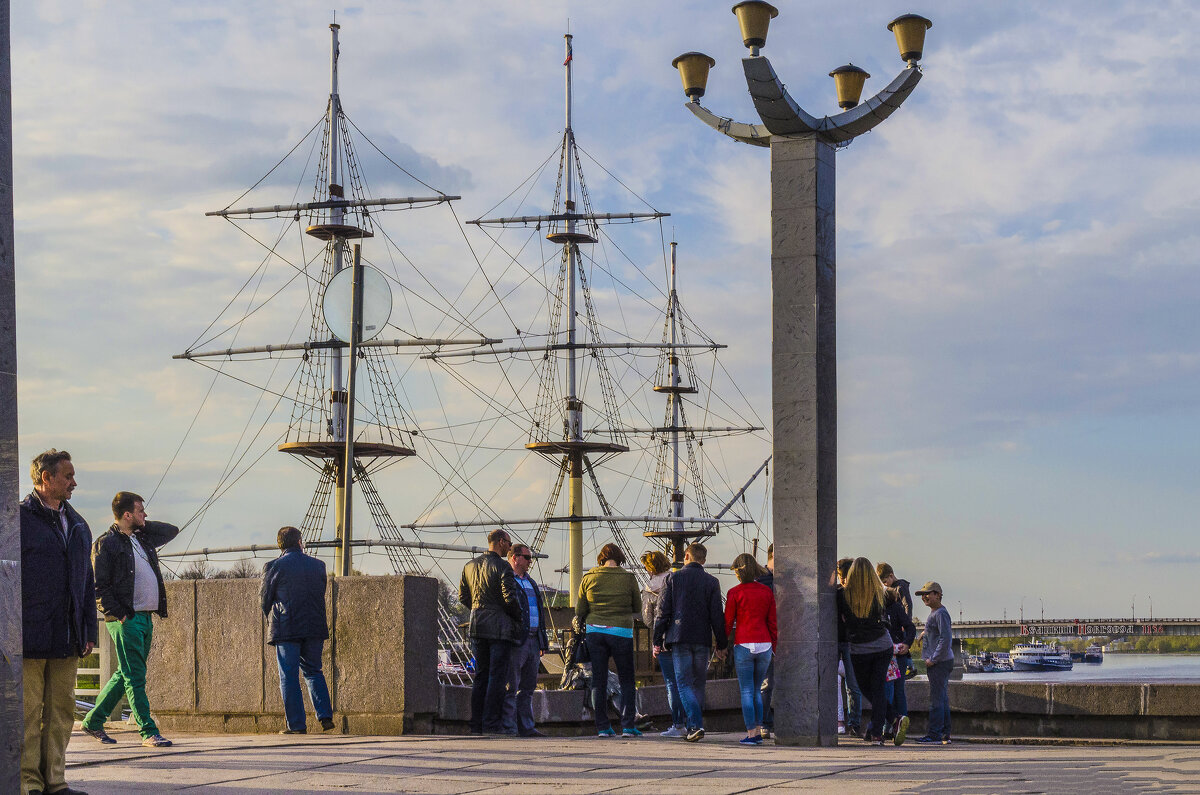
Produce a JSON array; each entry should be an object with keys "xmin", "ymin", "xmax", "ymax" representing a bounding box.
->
[{"xmin": 886, "ymin": 656, "xmax": 901, "ymax": 682}]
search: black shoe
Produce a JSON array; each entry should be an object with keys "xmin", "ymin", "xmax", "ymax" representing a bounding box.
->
[
  {"xmin": 53, "ymin": 789, "xmax": 89, "ymax": 795},
  {"xmin": 685, "ymin": 727, "xmax": 705, "ymax": 742},
  {"xmin": 519, "ymin": 729, "xmax": 547, "ymax": 737},
  {"xmin": 82, "ymin": 725, "xmax": 117, "ymax": 744},
  {"xmin": 320, "ymin": 718, "xmax": 335, "ymax": 731},
  {"xmin": 279, "ymin": 728, "xmax": 306, "ymax": 734}
]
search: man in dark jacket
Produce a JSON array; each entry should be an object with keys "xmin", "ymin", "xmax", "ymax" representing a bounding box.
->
[
  {"xmin": 81, "ymin": 491, "xmax": 179, "ymax": 748},
  {"xmin": 652, "ymin": 542, "xmax": 727, "ymax": 742},
  {"xmin": 502, "ymin": 542, "xmax": 549, "ymax": 737},
  {"xmin": 458, "ymin": 528, "xmax": 523, "ymax": 734},
  {"xmin": 260, "ymin": 526, "xmax": 334, "ymax": 734},
  {"xmin": 876, "ymin": 562, "xmax": 913, "ymax": 618},
  {"xmin": 20, "ymin": 448, "xmax": 96, "ymax": 795}
]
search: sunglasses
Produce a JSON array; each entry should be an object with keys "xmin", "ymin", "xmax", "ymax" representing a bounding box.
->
[{"xmin": 513, "ymin": 553, "xmax": 532, "ymax": 560}]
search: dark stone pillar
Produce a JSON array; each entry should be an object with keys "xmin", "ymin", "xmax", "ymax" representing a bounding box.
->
[
  {"xmin": 0, "ymin": 0, "xmax": 22, "ymax": 786},
  {"xmin": 770, "ymin": 133, "xmax": 838, "ymax": 746}
]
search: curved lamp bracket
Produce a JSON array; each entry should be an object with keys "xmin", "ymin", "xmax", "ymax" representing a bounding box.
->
[
  {"xmin": 684, "ymin": 101, "xmax": 771, "ymax": 147},
  {"xmin": 742, "ymin": 56, "xmax": 922, "ymax": 145}
]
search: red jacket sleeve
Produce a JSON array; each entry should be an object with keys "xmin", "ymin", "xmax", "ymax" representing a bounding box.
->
[{"xmin": 766, "ymin": 589, "xmax": 778, "ymax": 646}]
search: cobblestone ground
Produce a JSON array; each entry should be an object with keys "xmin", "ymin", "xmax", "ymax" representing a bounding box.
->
[{"xmin": 64, "ymin": 727, "xmax": 1200, "ymax": 794}]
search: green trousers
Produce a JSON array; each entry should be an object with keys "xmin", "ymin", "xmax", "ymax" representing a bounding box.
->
[{"xmin": 83, "ymin": 612, "xmax": 159, "ymax": 738}]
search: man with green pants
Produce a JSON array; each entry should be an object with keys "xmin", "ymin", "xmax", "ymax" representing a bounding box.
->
[{"xmin": 81, "ymin": 491, "xmax": 179, "ymax": 748}]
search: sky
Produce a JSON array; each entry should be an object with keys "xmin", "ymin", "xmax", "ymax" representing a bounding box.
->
[{"xmin": 10, "ymin": 1, "xmax": 1200, "ymax": 622}]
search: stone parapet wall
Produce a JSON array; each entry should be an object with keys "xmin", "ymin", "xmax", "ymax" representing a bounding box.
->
[
  {"xmin": 435, "ymin": 679, "xmax": 1200, "ymax": 741},
  {"xmin": 144, "ymin": 574, "xmax": 438, "ymax": 735},
  {"xmin": 903, "ymin": 680, "xmax": 1200, "ymax": 741}
]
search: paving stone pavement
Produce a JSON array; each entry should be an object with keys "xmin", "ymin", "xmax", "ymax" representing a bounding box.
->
[{"xmin": 62, "ymin": 726, "xmax": 1200, "ymax": 794}]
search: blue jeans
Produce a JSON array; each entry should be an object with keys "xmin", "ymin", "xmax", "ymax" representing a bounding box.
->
[
  {"xmin": 470, "ymin": 638, "xmax": 514, "ymax": 733},
  {"xmin": 733, "ymin": 645, "xmax": 772, "ymax": 731},
  {"xmin": 657, "ymin": 649, "xmax": 686, "ymax": 727},
  {"xmin": 275, "ymin": 638, "xmax": 332, "ymax": 731},
  {"xmin": 502, "ymin": 631, "xmax": 541, "ymax": 735},
  {"xmin": 585, "ymin": 633, "xmax": 637, "ymax": 731},
  {"xmin": 926, "ymin": 659, "xmax": 952, "ymax": 739},
  {"xmin": 761, "ymin": 656, "xmax": 774, "ymax": 730},
  {"xmin": 670, "ymin": 644, "xmax": 711, "ymax": 731},
  {"xmin": 839, "ymin": 641, "xmax": 862, "ymax": 728},
  {"xmin": 888, "ymin": 655, "xmax": 909, "ymax": 723}
]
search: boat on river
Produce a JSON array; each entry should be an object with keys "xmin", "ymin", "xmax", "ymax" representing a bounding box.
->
[{"xmin": 1011, "ymin": 641, "xmax": 1074, "ymax": 672}]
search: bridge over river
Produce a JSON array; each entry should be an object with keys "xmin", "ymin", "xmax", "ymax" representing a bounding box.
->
[{"xmin": 944, "ymin": 618, "xmax": 1200, "ymax": 639}]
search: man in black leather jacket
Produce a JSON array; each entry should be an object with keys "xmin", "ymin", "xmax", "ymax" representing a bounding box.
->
[
  {"xmin": 81, "ymin": 491, "xmax": 179, "ymax": 748},
  {"xmin": 652, "ymin": 542, "xmax": 728, "ymax": 742},
  {"xmin": 458, "ymin": 528, "xmax": 523, "ymax": 734}
]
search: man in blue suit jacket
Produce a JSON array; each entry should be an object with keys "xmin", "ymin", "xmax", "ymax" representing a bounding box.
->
[
  {"xmin": 652, "ymin": 542, "xmax": 727, "ymax": 742},
  {"xmin": 261, "ymin": 526, "xmax": 334, "ymax": 734}
]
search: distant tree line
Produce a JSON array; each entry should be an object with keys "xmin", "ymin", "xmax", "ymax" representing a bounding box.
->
[{"xmin": 166, "ymin": 558, "xmax": 263, "ymax": 580}]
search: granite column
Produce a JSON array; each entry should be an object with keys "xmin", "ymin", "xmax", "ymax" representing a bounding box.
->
[
  {"xmin": 770, "ymin": 133, "xmax": 839, "ymax": 746},
  {"xmin": 0, "ymin": 0, "xmax": 23, "ymax": 786}
]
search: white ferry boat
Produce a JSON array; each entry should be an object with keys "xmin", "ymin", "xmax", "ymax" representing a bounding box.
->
[{"xmin": 1011, "ymin": 641, "xmax": 1074, "ymax": 672}]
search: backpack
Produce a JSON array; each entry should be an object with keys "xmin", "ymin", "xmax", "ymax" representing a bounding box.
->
[{"xmin": 641, "ymin": 587, "xmax": 659, "ymax": 629}]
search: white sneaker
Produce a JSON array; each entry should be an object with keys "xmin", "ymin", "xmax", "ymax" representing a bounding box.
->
[{"xmin": 660, "ymin": 725, "xmax": 685, "ymax": 738}]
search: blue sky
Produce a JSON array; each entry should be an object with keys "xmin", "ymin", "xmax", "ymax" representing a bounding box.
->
[{"xmin": 11, "ymin": 1, "xmax": 1200, "ymax": 621}]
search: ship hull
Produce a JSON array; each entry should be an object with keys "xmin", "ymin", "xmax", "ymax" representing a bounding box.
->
[{"xmin": 1012, "ymin": 659, "xmax": 1073, "ymax": 672}]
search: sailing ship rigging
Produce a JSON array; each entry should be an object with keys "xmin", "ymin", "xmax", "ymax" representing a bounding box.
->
[{"xmin": 162, "ymin": 24, "xmax": 772, "ymax": 679}]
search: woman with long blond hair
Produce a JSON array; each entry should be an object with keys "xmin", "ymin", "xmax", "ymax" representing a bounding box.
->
[{"xmin": 836, "ymin": 557, "xmax": 893, "ymax": 744}]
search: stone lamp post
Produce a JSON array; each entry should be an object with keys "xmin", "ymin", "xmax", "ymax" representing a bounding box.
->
[{"xmin": 673, "ymin": 4, "xmax": 931, "ymax": 746}]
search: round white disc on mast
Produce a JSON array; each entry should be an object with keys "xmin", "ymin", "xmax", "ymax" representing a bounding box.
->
[{"xmin": 322, "ymin": 265, "xmax": 392, "ymax": 342}]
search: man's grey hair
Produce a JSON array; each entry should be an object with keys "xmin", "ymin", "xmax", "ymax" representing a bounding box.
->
[{"xmin": 31, "ymin": 449, "xmax": 72, "ymax": 485}]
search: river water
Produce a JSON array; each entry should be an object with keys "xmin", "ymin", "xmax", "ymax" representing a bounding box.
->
[{"xmin": 962, "ymin": 653, "xmax": 1200, "ymax": 683}]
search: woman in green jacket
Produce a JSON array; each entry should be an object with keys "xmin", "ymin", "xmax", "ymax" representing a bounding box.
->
[{"xmin": 577, "ymin": 543, "xmax": 642, "ymax": 737}]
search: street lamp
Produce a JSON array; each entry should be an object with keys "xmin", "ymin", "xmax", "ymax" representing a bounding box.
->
[
  {"xmin": 1020, "ymin": 596, "xmax": 1025, "ymax": 622},
  {"xmin": 957, "ymin": 600, "xmax": 962, "ymax": 623},
  {"xmin": 673, "ymin": 7, "xmax": 930, "ymax": 748},
  {"xmin": 1149, "ymin": 595, "xmax": 1153, "ymax": 621},
  {"xmin": 1039, "ymin": 597, "xmax": 1044, "ymax": 622}
]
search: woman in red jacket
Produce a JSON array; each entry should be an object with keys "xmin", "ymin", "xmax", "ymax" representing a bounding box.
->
[{"xmin": 725, "ymin": 553, "xmax": 778, "ymax": 745}]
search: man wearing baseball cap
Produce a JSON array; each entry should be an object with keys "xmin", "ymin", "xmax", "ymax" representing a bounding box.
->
[{"xmin": 914, "ymin": 581, "xmax": 953, "ymax": 744}]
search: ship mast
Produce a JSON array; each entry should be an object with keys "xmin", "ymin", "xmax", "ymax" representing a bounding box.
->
[
  {"xmin": 563, "ymin": 35, "xmax": 586, "ymax": 602},
  {"xmin": 179, "ymin": 22, "xmax": 486, "ymax": 577},
  {"xmin": 326, "ymin": 22, "xmax": 355, "ymax": 576},
  {"xmin": 454, "ymin": 34, "xmax": 762, "ymax": 601},
  {"xmin": 669, "ymin": 243, "xmax": 684, "ymax": 540}
]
